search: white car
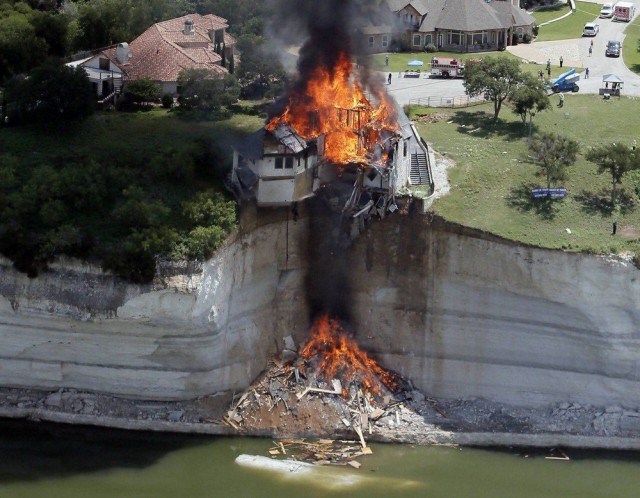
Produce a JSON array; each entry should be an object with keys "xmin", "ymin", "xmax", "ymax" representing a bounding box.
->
[
  {"xmin": 600, "ymin": 3, "xmax": 614, "ymax": 18},
  {"xmin": 583, "ymin": 22, "xmax": 599, "ymax": 36}
]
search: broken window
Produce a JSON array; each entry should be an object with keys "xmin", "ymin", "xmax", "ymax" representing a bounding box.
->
[
  {"xmin": 275, "ymin": 157, "xmax": 284, "ymax": 169},
  {"xmin": 285, "ymin": 157, "xmax": 294, "ymax": 169}
]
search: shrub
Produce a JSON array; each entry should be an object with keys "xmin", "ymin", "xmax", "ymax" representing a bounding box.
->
[
  {"xmin": 161, "ymin": 93, "xmax": 173, "ymax": 108},
  {"xmin": 523, "ymin": 33, "xmax": 532, "ymax": 44},
  {"xmin": 424, "ymin": 43, "xmax": 437, "ymax": 53},
  {"xmin": 532, "ymin": 25, "xmax": 539, "ymax": 36}
]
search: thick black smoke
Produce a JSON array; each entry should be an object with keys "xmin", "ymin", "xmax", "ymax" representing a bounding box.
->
[{"xmin": 266, "ymin": 0, "xmax": 387, "ymax": 322}]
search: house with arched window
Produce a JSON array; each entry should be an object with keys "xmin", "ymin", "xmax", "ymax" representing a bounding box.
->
[{"xmin": 358, "ymin": 0, "xmax": 534, "ymax": 53}]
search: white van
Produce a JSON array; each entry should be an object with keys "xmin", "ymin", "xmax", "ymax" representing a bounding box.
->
[{"xmin": 600, "ymin": 3, "xmax": 614, "ymax": 18}]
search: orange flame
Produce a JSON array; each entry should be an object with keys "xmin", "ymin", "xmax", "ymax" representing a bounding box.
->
[
  {"xmin": 300, "ymin": 314, "xmax": 397, "ymax": 397},
  {"xmin": 267, "ymin": 52, "xmax": 398, "ymax": 165}
]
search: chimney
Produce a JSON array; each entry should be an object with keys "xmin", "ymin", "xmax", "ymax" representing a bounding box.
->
[
  {"xmin": 116, "ymin": 42, "xmax": 131, "ymax": 64},
  {"xmin": 183, "ymin": 18, "xmax": 194, "ymax": 35}
]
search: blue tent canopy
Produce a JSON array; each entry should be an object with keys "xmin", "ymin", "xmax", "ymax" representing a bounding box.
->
[{"xmin": 407, "ymin": 60, "xmax": 424, "ymax": 66}]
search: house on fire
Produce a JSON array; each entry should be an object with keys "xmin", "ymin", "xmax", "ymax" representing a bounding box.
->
[
  {"xmin": 229, "ymin": 105, "xmax": 434, "ymax": 211},
  {"xmin": 67, "ymin": 13, "xmax": 235, "ymax": 103},
  {"xmin": 359, "ymin": 0, "xmax": 535, "ymax": 53}
]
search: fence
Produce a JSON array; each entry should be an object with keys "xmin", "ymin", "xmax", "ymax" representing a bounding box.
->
[{"xmin": 407, "ymin": 95, "xmax": 488, "ymax": 109}]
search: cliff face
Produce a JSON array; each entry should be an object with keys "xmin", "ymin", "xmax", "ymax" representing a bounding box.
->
[
  {"xmin": 1, "ymin": 210, "xmax": 639, "ymax": 411},
  {"xmin": 348, "ymin": 216, "xmax": 640, "ymax": 409},
  {"xmin": 0, "ymin": 207, "xmax": 309, "ymax": 400}
]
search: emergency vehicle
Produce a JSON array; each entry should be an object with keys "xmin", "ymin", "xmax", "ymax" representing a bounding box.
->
[{"xmin": 429, "ymin": 57, "xmax": 465, "ymax": 78}]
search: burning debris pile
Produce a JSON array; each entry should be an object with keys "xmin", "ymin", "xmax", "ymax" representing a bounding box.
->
[{"xmin": 223, "ymin": 314, "xmax": 448, "ymax": 466}]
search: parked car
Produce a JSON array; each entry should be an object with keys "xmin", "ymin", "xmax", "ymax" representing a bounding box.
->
[
  {"xmin": 583, "ymin": 22, "xmax": 599, "ymax": 36},
  {"xmin": 606, "ymin": 40, "xmax": 621, "ymax": 57},
  {"xmin": 600, "ymin": 3, "xmax": 614, "ymax": 18}
]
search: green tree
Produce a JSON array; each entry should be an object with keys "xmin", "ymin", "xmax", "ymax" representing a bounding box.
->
[
  {"xmin": 235, "ymin": 34, "xmax": 287, "ymax": 99},
  {"xmin": 124, "ymin": 78, "xmax": 161, "ymax": 105},
  {"xmin": 463, "ymin": 56, "xmax": 525, "ymax": 121},
  {"xmin": 4, "ymin": 59, "xmax": 94, "ymax": 125},
  {"xmin": 586, "ymin": 143, "xmax": 640, "ymax": 210},
  {"xmin": 0, "ymin": 9, "xmax": 48, "ymax": 82},
  {"xmin": 177, "ymin": 69, "xmax": 240, "ymax": 111},
  {"xmin": 510, "ymin": 74, "xmax": 551, "ymax": 137},
  {"xmin": 528, "ymin": 132, "xmax": 579, "ymax": 194}
]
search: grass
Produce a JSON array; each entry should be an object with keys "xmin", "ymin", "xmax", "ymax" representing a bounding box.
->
[
  {"xmin": 0, "ymin": 108, "xmax": 264, "ymax": 164},
  {"xmin": 623, "ymin": 14, "xmax": 640, "ymax": 75},
  {"xmin": 367, "ymin": 51, "xmax": 579, "ymax": 81},
  {"xmin": 531, "ymin": 2, "xmax": 571, "ymax": 25},
  {"xmin": 410, "ymin": 95, "xmax": 640, "ymax": 253},
  {"xmin": 534, "ymin": 1, "xmax": 602, "ymax": 42}
]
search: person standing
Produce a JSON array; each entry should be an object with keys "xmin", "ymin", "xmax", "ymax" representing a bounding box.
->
[
  {"xmin": 558, "ymin": 93, "xmax": 564, "ymax": 108},
  {"xmin": 559, "ymin": 56, "xmax": 563, "ymax": 68},
  {"xmin": 546, "ymin": 58, "xmax": 551, "ymax": 70},
  {"xmin": 585, "ymin": 67, "xmax": 589, "ymax": 79},
  {"xmin": 589, "ymin": 46, "xmax": 592, "ymax": 57},
  {"xmin": 547, "ymin": 66, "xmax": 551, "ymax": 78},
  {"xmin": 388, "ymin": 72, "xmax": 392, "ymax": 85},
  {"xmin": 385, "ymin": 55, "xmax": 389, "ymax": 66}
]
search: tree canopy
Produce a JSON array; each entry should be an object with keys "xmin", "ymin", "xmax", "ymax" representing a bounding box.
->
[
  {"xmin": 586, "ymin": 143, "xmax": 640, "ymax": 209},
  {"xmin": 177, "ymin": 69, "xmax": 240, "ymax": 112},
  {"xmin": 528, "ymin": 132, "xmax": 579, "ymax": 192},
  {"xmin": 510, "ymin": 73, "xmax": 551, "ymax": 137},
  {"xmin": 4, "ymin": 59, "xmax": 94, "ymax": 125},
  {"xmin": 463, "ymin": 57, "xmax": 526, "ymax": 121}
]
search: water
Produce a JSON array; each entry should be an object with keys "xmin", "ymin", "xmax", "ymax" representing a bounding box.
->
[{"xmin": 1, "ymin": 420, "xmax": 639, "ymax": 498}]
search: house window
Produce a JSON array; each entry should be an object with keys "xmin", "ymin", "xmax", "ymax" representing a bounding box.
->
[
  {"xmin": 449, "ymin": 31, "xmax": 463, "ymax": 46},
  {"xmin": 472, "ymin": 32, "xmax": 488, "ymax": 45},
  {"xmin": 369, "ymin": 36, "xmax": 374, "ymax": 48},
  {"xmin": 413, "ymin": 34, "xmax": 422, "ymax": 46},
  {"xmin": 275, "ymin": 157, "xmax": 284, "ymax": 169},
  {"xmin": 403, "ymin": 141, "xmax": 407, "ymax": 157},
  {"xmin": 382, "ymin": 35, "xmax": 388, "ymax": 47},
  {"xmin": 285, "ymin": 157, "xmax": 294, "ymax": 169},
  {"xmin": 99, "ymin": 58, "xmax": 109, "ymax": 70},
  {"xmin": 424, "ymin": 34, "xmax": 432, "ymax": 46},
  {"xmin": 516, "ymin": 27, "xmax": 524, "ymax": 39}
]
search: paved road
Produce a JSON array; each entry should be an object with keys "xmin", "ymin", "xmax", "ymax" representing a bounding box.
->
[{"xmin": 385, "ymin": 4, "xmax": 640, "ymax": 105}]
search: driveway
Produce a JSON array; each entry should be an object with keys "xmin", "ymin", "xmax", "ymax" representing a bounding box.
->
[
  {"xmin": 508, "ymin": 10, "xmax": 640, "ymax": 95},
  {"xmin": 385, "ymin": 4, "xmax": 640, "ymax": 105}
]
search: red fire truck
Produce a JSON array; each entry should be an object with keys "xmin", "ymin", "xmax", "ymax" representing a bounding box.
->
[{"xmin": 429, "ymin": 57, "xmax": 465, "ymax": 78}]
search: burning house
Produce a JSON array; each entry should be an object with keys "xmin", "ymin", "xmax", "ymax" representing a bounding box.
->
[{"xmin": 230, "ymin": 54, "xmax": 433, "ymax": 213}]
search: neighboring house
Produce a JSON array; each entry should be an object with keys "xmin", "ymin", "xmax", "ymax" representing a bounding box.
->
[
  {"xmin": 359, "ymin": 0, "xmax": 534, "ymax": 53},
  {"xmin": 229, "ymin": 105, "xmax": 433, "ymax": 209},
  {"xmin": 66, "ymin": 45, "xmax": 126, "ymax": 103},
  {"xmin": 68, "ymin": 13, "xmax": 235, "ymax": 101}
]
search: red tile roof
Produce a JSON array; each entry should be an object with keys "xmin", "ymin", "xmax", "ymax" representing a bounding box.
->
[{"xmin": 114, "ymin": 13, "xmax": 235, "ymax": 83}]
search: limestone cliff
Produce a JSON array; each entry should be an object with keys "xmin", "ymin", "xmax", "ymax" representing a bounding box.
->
[{"xmin": 0, "ymin": 209, "xmax": 639, "ymax": 414}]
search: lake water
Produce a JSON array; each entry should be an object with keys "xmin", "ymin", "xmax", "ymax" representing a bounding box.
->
[{"xmin": 1, "ymin": 419, "xmax": 639, "ymax": 498}]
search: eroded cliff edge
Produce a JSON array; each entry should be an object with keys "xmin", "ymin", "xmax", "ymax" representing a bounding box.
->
[{"xmin": 0, "ymin": 207, "xmax": 639, "ymax": 447}]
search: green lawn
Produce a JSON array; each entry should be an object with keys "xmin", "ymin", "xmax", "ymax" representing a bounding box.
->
[
  {"xmin": 623, "ymin": 15, "xmax": 640, "ymax": 75},
  {"xmin": 531, "ymin": 2, "xmax": 571, "ymax": 25},
  {"xmin": 411, "ymin": 96, "xmax": 640, "ymax": 254},
  {"xmin": 368, "ymin": 51, "xmax": 578, "ymax": 81},
  {"xmin": 534, "ymin": 1, "xmax": 602, "ymax": 42}
]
